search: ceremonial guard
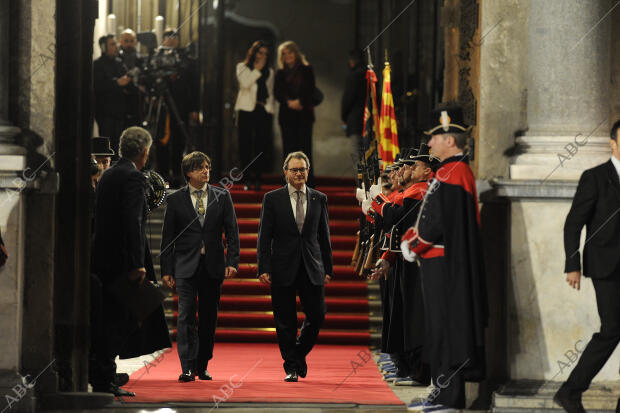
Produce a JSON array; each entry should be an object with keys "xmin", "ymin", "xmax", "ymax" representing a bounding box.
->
[
  {"xmin": 369, "ymin": 145, "xmax": 436, "ymax": 386},
  {"xmin": 400, "ymin": 107, "xmax": 487, "ymax": 412}
]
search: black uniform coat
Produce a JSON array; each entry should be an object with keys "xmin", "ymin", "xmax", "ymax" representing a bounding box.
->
[
  {"xmin": 257, "ymin": 185, "xmax": 333, "ymax": 286},
  {"xmin": 416, "ymin": 155, "xmax": 487, "ymax": 381},
  {"xmin": 380, "ymin": 183, "xmax": 427, "ymax": 354},
  {"xmin": 564, "ymin": 159, "xmax": 620, "ymax": 279},
  {"xmin": 92, "ymin": 157, "xmax": 171, "ymax": 358}
]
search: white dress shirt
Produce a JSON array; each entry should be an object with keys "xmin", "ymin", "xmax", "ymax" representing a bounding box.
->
[
  {"xmin": 288, "ymin": 183, "xmax": 307, "ymax": 221},
  {"xmin": 611, "ymin": 155, "xmax": 620, "ymax": 181}
]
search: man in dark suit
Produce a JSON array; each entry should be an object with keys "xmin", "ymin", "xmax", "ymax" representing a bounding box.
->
[
  {"xmin": 341, "ymin": 48, "xmax": 366, "ymax": 161},
  {"xmin": 160, "ymin": 151, "xmax": 240, "ymax": 382},
  {"xmin": 91, "ymin": 126, "xmax": 154, "ymax": 397},
  {"xmin": 257, "ymin": 151, "xmax": 333, "ymax": 382},
  {"xmin": 555, "ymin": 120, "xmax": 620, "ymax": 413},
  {"xmin": 94, "ymin": 35, "xmax": 131, "ymax": 157}
]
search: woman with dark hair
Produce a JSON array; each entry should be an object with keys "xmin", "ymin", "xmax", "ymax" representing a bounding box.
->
[
  {"xmin": 274, "ymin": 41, "xmax": 316, "ymax": 185},
  {"xmin": 234, "ymin": 40, "xmax": 275, "ymax": 190}
]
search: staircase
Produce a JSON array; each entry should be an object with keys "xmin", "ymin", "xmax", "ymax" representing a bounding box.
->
[{"xmin": 146, "ymin": 176, "xmax": 381, "ymax": 345}]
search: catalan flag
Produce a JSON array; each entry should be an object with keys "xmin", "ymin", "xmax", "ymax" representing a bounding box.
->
[
  {"xmin": 379, "ymin": 61, "xmax": 399, "ymax": 166},
  {"xmin": 362, "ymin": 65, "xmax": 380, "ymax": 160}
]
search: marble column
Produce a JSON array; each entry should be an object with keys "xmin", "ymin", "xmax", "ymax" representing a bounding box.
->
[
  {"xmin": 0, "ymin": 0, "xmax": 29, "ymax": 411},
  {"xmin": 510, "ymin": 0, "xmax": 612, "ymax": 180}
]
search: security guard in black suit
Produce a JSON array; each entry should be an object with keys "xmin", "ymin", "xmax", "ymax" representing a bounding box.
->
[{"xmin": 555, "ymin": 120, "xmax": 620, "ymax": 413}]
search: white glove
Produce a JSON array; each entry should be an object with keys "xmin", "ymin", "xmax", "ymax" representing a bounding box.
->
[
  {"xmin": 401, "ymin": 240, "xmax": 417, "ymax": 262},
  {"xmin": 355, "ymin": 187, "xmax": 366, "ymax": 202},
  {"xmin": 369, "ymin": 184, "xmax": 381, "ymax": 200},
  {"xmin": 361, "ymin": 199, "xmax": 373, "ymax": 215}
]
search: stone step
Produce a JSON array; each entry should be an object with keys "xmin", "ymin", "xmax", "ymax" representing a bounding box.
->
[{"xmin": 492, "ymin": 380, "xmax": 619, "ymax": 412}]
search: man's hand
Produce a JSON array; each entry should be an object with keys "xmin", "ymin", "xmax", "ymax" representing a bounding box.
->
[
  {"xmin": 189, "ymin": 111, "xmax": 199, "ymax": 123},
  {"xmin": 259, "ymin": 273, "xmax": 271, "ymax": 284},
  {"xmin": 287, "ymin": 99, "xmax": 303, "ymax": 111},
  {"xmin": 566, "ymin": 270, "xmax": 582, "ymax": 290},
  {"xmin": 116, "ymin": 75, "xmax": 131, "ymax": 87},
  {"xmin": 128, "ymin": 267, "xmax": 146, "ymax": 284},
  {"xmin": 369, "ymin": 260, "xmax": 389, "ymax": 281},
  {"xmin": 162, "ymin": 274, "xmax": 175, "ymax": 289},
  {"xmin": 325, "ymin": 274, "xmax": 332, "ymax": 284},
  {"xmin": 225, "ymin": 266, "xmax": 237, "ymax": 279}
]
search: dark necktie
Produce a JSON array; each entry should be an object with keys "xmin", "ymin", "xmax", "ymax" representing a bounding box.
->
[
  {"xmin": 296, "ymin": 190, "xmax": 304, "ymax": 233},
  {"xmin": 194, "ymin": 190, "xmax": 205, "ymax": 226}
]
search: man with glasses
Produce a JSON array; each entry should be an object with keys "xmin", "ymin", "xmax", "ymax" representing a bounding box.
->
[
  {"xmin": 257, "ymin": 151, "xmax": 334, "ymax": 382},
  {"xmin": 160, "ymin": 151, "xmax": 240, "ymax": 382}
]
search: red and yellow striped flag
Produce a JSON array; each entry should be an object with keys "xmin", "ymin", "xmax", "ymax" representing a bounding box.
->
[{"xmin": 379, "ymin": 61, "xmax": 399, "ymax": 166}]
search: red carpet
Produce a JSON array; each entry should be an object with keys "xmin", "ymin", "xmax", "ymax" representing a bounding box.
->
[
  {"xmin": 153, "ymin": 175, "xmax": 371, "ymax": 345},
  {"xmin": 124, "ymin": 342, "xmax": 403, "ymax": 405}
]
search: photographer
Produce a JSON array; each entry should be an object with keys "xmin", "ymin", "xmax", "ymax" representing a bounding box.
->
[
  {"xmin": 94, "ymin": 35, "xmax": 131, "ymax": 157},
  {"xmin": 153, "ymin": 29, "xmax": 199, "ymax": 188},
  {"xmin": 118, "ymin": 29, "xmax": 143, "ymax": 128}
]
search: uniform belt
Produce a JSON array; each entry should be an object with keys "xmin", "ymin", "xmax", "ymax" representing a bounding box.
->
[{"xmin": 420, "ymin": 245, "xmax": 444, "ymax": 259}]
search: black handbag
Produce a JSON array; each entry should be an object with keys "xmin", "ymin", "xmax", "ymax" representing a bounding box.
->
[{"xmin": 311, "ymin": 86, "xmax": 324, "ymax": 106}]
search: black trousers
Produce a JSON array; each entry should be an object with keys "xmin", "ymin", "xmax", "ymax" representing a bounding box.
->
[
  {"xmin": 156, "ymin": 112, "xmax": 188, "ymax": 185},
  {"xmin": 280, "ymin": 118, "xmax": 314, "ymax": 185},
  {"xmin": 175, "ymin": 259, "xmax": 223, "ymax": 372},
  {"xmin": 270, "ymin": 264, "xmax": 326, "ymax": 374},
  {"xmin": 562, "ymin": 272, "xmax": 620, "ymax": 398},
  {"xmin": 238, "ymin": 106, "xmax": 272, "ymax": 182},
  {"xmin": 420, "ymin": 256, "xmax": 466, "ymax": 408},
  {"xmin": 89, "ymin": 274, "xmax": 137, "ymax": 389}
]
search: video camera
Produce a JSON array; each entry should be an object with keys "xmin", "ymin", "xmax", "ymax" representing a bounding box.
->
[{"xmin": 133, "ymin": 32, "xmax": 195, "ymax": 97}]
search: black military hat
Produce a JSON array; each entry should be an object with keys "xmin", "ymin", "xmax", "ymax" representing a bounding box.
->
[
  {"xmin": 389, "ymin": 152, "xmax": 404, "ymax": 169},
  {"xmin": 424, "ymin": 106, "xmax": 472, "ymax": 136},
  {"xmin": 411, "ymin": 142, "xmax": 440, "ymax": 167},
  {"xmin": 91, "ymin": 137, "xmax": 115, "ymax": 156},
  {"xmin": 400, "ymin": 147, "xmax": 417, "ymax": 165}
]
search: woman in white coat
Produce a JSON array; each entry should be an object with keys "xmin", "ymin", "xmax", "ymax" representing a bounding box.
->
[{"xmin": 234, "ymin": 40, "xmax": 275, "ymax": 190}]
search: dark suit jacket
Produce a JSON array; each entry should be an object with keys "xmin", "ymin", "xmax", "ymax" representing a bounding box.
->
[
  {"xmin": 274, "ymin": 65, "xmax": 316, "ymax": 125},
  {"xmin": 92, "ymin": 157, "xmax": 151, "ymax": 281},
  {"xmin": 257, "ymin": 185, "xmax": 333, "ymax": 286},
  {"xmin": 564, "ymin": 159, "xmax": 620, "ymax": 278},
  {"xmin": 341, "ymin": 64, "xmax": 365, "ymax": 136},
  {"xmin": 160, "ymin": 184, "xmax": 240, "ymax": 280},
  {"xmin": 93, "ymin": 55, "xmax": 128, "ymax": 119}
]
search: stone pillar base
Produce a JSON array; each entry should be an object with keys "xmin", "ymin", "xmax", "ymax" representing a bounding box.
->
[
  {"xmin": 493, "ymin": 380, "xmax": 620, "ymax": 412},
  {"xmin": 39, "ymin": 392, "xmax": 114, "ymax": 410},
  {"xmin": 510, "ymin": 136, "xmax": 610, "ymax": 180},
  {"xmin": 0, "ymin": 370, "xmax": 35, "ymax": 413}
]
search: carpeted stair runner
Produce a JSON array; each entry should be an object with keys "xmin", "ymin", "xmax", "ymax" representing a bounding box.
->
[{"xmin": 146, "ymin": 175, "xmax": 374, "ymax": 345}]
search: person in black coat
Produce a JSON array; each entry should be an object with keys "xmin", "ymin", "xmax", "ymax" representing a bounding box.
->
[
  {"xmin": 160, "ymin": 151, "xmax": 240, "ymax": 382},
  {"xmin": 400, "ymin": 108, "xmax": 487, "ymax": 411},
  {"xmin": 341, "ymin": 48, "xmax": 366, "ymax": 159},
  {"xmin": 274, "ymin": 41, "xmax": 316, "ymax": 185},
  {"xmin": 94, "ymin": 35, "xmax": 131, "ymax": 157},
  {"xmin": 554, "ymin": 119, "xmax": 620, "ymax": 413},
  {"xmin": 154, "ymin": 30, "xmax": 200, "ymax": 188},
  {"xmin": 257, "ymin": 151, "xmax": 333, "ymax": 382},
  {"xmin": 91, "ymin": 126, "xmax": 169, "ymax": 396}
]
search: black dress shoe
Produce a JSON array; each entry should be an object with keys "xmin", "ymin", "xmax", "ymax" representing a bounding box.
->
[
  {"xmin": 178, "ymin": 371, "xmax": 196, "ymax": 382},
  {"xmin": 114, "ymin": 373, "xmax": 129, "ymax": 387},
  {"xmin": 93, "ymin": 383, "xmax": 135, "ymax": 397},
  {"xmin": 198, "ymin": 370, "xmax": 212, "ymax": 380},
  {"xmin": 284, "ymin": 371, "xmax": 298, "ymax": 382},
  {"xmin": 298, "ymin": 361, "xmax": 307, "ymax": 378},
  {"xmin": 553, "ymin": 390, "xmax": 586, "ymax": 413}
]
